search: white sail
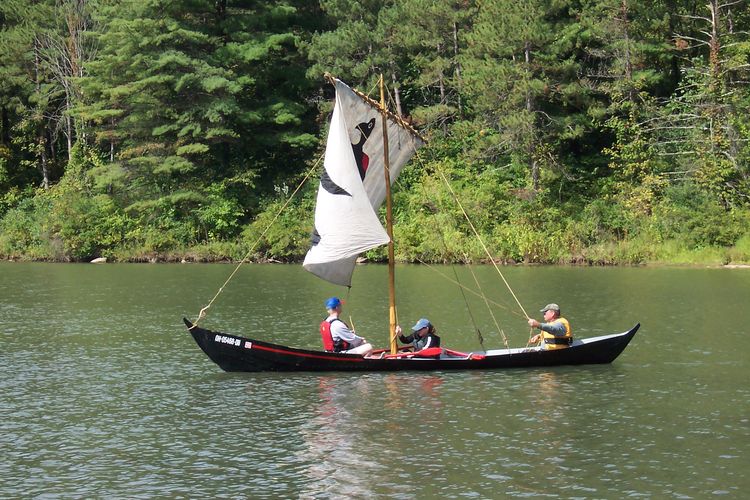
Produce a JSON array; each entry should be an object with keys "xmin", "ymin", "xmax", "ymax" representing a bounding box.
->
[
  {"xmin": 303, "ymin": 79, "xmax": 424, "ymax": 287},
  {"xmin": 303, "ymin": 89, "xmax": 389, "ymax": 286}
]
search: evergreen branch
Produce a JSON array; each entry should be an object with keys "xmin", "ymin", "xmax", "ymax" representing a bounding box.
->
[
  {"xmin": 718, "ymin": 0, "xmax": 744, "ymax": 8},
  {"xmin": 673, "ymin": 34, "xmax": 711, "ymax": 46}
]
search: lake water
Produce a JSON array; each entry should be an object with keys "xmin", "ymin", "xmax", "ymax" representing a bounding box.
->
[{"xmin": 1, "ymin": 262, "xmax": 748, "ymax": 498}]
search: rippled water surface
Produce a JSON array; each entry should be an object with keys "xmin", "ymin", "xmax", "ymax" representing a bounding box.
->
[{"xmin": 2, "ymin": 263, "xmax": 748, "ymax": 498}]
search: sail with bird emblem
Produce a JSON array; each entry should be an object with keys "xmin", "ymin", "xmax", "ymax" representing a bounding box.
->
[{"xmin": 303, "ymin": 78, "xmax": 424, "ymax": 286}]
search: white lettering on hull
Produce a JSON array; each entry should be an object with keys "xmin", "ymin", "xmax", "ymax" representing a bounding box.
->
[{"xmin": 214, "ymin": 334, "xmax": 241, "ymax": 347}]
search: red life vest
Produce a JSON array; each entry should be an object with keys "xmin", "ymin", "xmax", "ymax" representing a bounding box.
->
[{"xmin": 319, "ymin": 318, "xmax": 350, "ymax": 352}]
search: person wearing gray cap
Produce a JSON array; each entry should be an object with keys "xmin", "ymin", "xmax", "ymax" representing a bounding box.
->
[
  {"xmin": 527, "ymin": 303, "xmax": 573, "ymax": 350},
  {"xmin": 395, "ymin": 318, "xmax": 441, "ymax": 351}
]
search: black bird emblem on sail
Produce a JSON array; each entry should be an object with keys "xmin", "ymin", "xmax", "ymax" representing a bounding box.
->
[
  {"xmin": 319, "ymin": 117, "xmax": 376, "ymax": 197},
  {"xmin": 352, "ymin": 118, "xmax": 375, "ymax": 180},
  {"xmin": 313, "ymin": 118, "xmax": 377, "ymax": 246}
]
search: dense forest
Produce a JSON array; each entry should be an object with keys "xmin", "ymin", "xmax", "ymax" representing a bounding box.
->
[{"xmin": 1, "ymin": 0, "xmax": 749, "ymax": 265}]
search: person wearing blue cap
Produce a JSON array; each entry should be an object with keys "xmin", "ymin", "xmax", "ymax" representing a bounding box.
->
[
  {"xmin": 395, "ymin": 318, "xmax": 441, "ymax": 351},
  {"xmin": 319, "ymin": 297, "xmax": 372, "ymax": 355},
  {"xmin": 527, "ymin": 303, "xmax": 573, "ymax": 350}
]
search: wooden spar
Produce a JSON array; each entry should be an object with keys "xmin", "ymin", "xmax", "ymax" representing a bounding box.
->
[
  {"xmin": 323, "ymin": 73, "xmax": 426, "ymax": 143},
  {"xmin": 379, "ymin": 74, "xmax": 398, "ymax": 355}
]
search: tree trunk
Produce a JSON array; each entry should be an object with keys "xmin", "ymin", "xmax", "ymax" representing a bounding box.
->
[
  {"xmin": 667, "ymin": 0, "xmax": 681, "ymax": 89},
  {"xmin": 438, "ymin": 43, "xmax": 446, "ymax": 104},
  {"xmin": 453, "ymin": 21, "xmax": 463, "ymax": 116},
  {"xmin": 708, "ymin": 0, "xmax": 721, "ymax": 91},
  {"xmin": 66, "ymin": 113, "xmax": 73, "ymax": 161},
  {"xmin": 1, "ymin": 106, "xmax": 9, "ymax": 145},
  {"xmin": 40, "ymin": 134, "xmax": 49, "ymax": 189},
  {"xmin": 525, "ymin": 41, "xmax": 539, "ymax": 191},
  {"xmin": 109, "ymin": 118, "xmax": 115, "ymax": 162},
  {"xmin": 390, "ymin": 69, "xmax": 403, "ymax": 117},
  {"xmin": 34, "ymin": 39, "xmax": 50, "ymax": 189}
]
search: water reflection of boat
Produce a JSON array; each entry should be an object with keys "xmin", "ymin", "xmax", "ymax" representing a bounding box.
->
[
  {"xmin": 298, "ymin": 373, "xmax": 445, "ymax": 497},
  {"xmin": 297, "ymin": 377, "xmax": 377, "ymax": 498},
  {"xmin": 185, "ymin": 76, "xmax": 638, "ymax": 372}
]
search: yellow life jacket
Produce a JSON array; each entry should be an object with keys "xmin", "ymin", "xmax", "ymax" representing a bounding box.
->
[{"xmin": 541, "ymin": 317, "xmax": 572, "ymax": 350}]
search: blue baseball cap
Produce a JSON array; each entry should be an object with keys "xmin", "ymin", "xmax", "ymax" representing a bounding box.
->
[
  {"xmin": 411, "ymin": 318, "xmax": 431, "ymax": 331},
  {"xmin": 325, "ymin": 297, "xmax": 341, "ymax": 309}
]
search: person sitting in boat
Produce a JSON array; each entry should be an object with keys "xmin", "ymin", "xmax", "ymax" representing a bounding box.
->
[
  {"xmin": 395, "ymin": 318, "xmax": 441, "ymax": 351},
  {"xmin": 527, "ymin": 303, "xmax": 573, "ymax": 350},
  {"xmin": 320, "ymin": 297, "xmax": 372, "ymax": 355}
]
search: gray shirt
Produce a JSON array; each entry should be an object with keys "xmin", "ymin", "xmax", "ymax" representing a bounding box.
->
[
  {"xmin": 326, "ymin": 314, "xmax": 365, "ymax": 347},
  {"xmin": 540, "ymin": 319, "xmax": 568, "ymax": 337}
]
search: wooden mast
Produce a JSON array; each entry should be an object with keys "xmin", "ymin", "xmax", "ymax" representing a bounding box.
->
[{"xmin": 379, "ymin": 74, "xmax": 398, "ymax": 355}]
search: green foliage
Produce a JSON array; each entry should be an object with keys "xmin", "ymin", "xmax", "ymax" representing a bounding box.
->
[
  {"xmin": 50, "ymin": 192, "xmax": 131, "ymax": 260},
  {"xmin": 196, "ymin": 182, "xmax": 245, "ymax": 242},
  {"xmin": 0, "ymin": 143, "xmax": 136, "ymax": 260},
  {"xmin": 1, "ymin": 0, "xmax": 749, "ymax": 265},
  {"xmin": 0, "ymin": 193, "xmax": 54, "ymax": 259},
  {"xmin": 727, "ymin": 233, "xmax": 750, "ymax": 264},
  {"xmin": 241, "ymin": 187, "xmax": 316, "ymax": 261},
  {"xmin": 655, "ymin": 183, "xmax": 750, "ymax": 248}
]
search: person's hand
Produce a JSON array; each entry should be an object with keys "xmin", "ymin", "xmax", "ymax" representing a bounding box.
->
[
  {"xmin": 530, "ymin": 334, "xmax": 540, "ymax": 344},
  {"xmin": 527, "ymin": 318, "xmax": 540, "ymax": 328},
  {"xmin": 395, "ymin": 325, "xmax": 402, "ymax": 335}
]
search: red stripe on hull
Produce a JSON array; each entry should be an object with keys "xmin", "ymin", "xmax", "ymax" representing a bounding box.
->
[{"xmin": 251, "ymin": 343, "xmax": 364, "ymax": 362}]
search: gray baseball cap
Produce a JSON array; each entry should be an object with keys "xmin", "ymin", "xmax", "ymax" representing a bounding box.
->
[{"xmin": 540, "ymin": 303, "xmax": 560, "ymax": 313}]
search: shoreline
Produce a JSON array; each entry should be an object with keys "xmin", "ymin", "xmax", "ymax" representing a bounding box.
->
[{"xmin": 2, "ymin": 255, "xmax": 748, "ymax": 268}]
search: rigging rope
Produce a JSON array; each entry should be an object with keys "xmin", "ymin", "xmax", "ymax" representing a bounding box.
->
[
  {"xmin": 450, "ymin": 259, "xmax": 485, "ymax": 350},
  {"xmin": 414, "ymin": 258, "xmax": 526, "ymax": 319},
  {"xmin": 464, "ymin": 259, "xmax": 509, "ymax": 350},
  {"xmin": 430, "ymin": 159, "xmax": 539, "ymax": 345},
  {"xmin": 431, "ymin": 162, "xmax": 531, "ymax": 320},
  {"xmin": 191, "ymin": 154, "xmax": 324, "ymax": 328},
  {"xmin": 431, "ymin": 208, "xmax": 486, "ymax": 350},
  {"xmin": 399, "ymin": 129, "xmax": 531, "ymax": 348},
  {"xmin": 425, "ymin": 173, "xmax": 511, "ymax": 351}
]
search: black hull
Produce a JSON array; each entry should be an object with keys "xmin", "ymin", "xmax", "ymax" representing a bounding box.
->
[{"xmin": 184, "ymin": 318, "xmax": 639, "ymax": 372}]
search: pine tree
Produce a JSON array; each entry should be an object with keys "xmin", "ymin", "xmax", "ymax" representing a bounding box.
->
[
  {"xmin": 77, "ymin": 0, "xmax": 320, "ymax": 241},
  {"xmin": 386, "ymin": 0, "xmax": 474, "ymax": 128},
  {"xmin": 461, "ymin": 0, "xmax": 573, "ymax": 192},
  {"xmin": 0, "ymin": 0, "xmax": 62, "ymax": 191}
]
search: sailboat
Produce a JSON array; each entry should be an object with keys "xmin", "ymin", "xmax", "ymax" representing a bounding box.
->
[{"xmin": 184, "ymin": 76, "xmax": 639, "ymax": 372}]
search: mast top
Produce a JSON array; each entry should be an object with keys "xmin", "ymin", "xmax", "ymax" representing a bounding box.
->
[{"xmin": 324, "ymin": 73, "xmax": 427, "ymax": 144}]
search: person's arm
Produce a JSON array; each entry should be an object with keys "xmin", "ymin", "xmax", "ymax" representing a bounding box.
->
[
  {"xmin": 331, "ymin": 320, "xmax": 364, "ymax": 344},
  {"xmin": 539, "ymin": 320, "xmax": 566, "ymax": 337},
  {"xmin": 399, "ymin": 333, "xmax": 415, "ymax": 344}
]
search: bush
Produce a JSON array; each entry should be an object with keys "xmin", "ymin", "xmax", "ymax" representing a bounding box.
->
[
  {"xmin": 0, "ymin": 194, "xmax": 55, "ymax": 259},
  {"xmin": 50, "ymin": 192, "xmax": 134, "ymax": 260},
  {"xmin": 242, "ymin": 195, "xmax": 314, "ymax": 261},
  {"xmin": 727, "ymin": 233, "xmax": 750, "ymax": 264},
  {"xmin": 656, "ymin": 183, "xmax": 748, "ymax": 248},
  {"xmin": 195, "ymin": 182, "xmax": 245, "ymax": 242}
]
